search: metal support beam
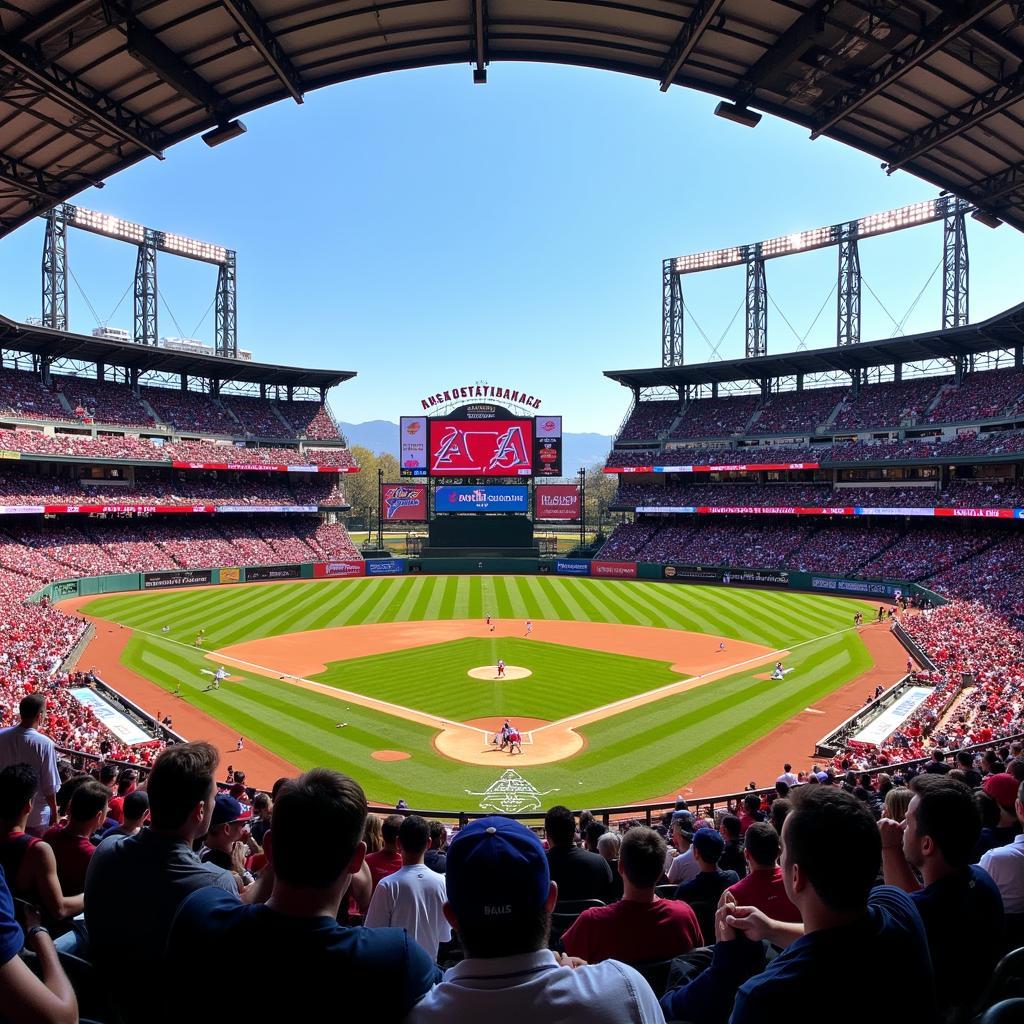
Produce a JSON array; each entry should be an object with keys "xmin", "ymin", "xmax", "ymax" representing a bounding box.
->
[
  {"xmin": 125, "ymin": 21, "xmax": 226, "ymax": 115},
  {"xmin": 0, "ymin": 36, "xmax": 164, "ymax": 157},
  {"xmin": 134, "ymin": 229, "xmax": 158, "ymax": 346},
  {"xmin": 658, "ymin": 0, "xmax": 725, "ymax": 91},
  {"xmin": 0, "ymin": 153, "xmax": 66, "ymax": 202},
  {"xmin": 811, "ymin": 1, "xmax": 1004, "ymax": 140},
  {"xmin": 942, "ymin": 199, "xmax": 970, "ymax": 330},
  {"xmin": 215, "ymin": 250, "xmax": 238, "ymax": 358},
  {"xmin": 471, "ymin": 0, "xmax": 488, "ymax": 83},
  {"xmin": 745, "ymin": 255, "xmax": 767, "ymax": 358},
  {"xmin": 220, "ymin": 0, "xmax": 305, "ymax": 103},
  {"xmin": 837, "ymin": 224, "xmax": 860, "ymax": 347},
  {"xmin": 42, "ymin": 204, "xmax": 68, "ymax": 331},
  {"xmin": 662, "ymin": 259, "xmax": 683, "ymax": 366}
]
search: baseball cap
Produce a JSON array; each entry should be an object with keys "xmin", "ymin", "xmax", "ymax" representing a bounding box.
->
[
  {"xmin": 692, "ymin": 827, "xmax": 725, "ymax": 863},
  {"xmin": 210, "ymin": 793, "xmax": 252, "ymax": 829},
  {"xmin": 983, "ymin": 773, "xmax": 1020, "ymax": 810},
  {"xmin": 445, "ymin": 817, "xmax": 550, "ymax": 924},
  {"xmin": 671, "ymin": 810, "xmax": 694, "ymax": 839}
]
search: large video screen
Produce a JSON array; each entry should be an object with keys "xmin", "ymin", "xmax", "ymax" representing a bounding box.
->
[{"xmin": 428, "ymin": 419, "xmax": 534, "ymax": 477}]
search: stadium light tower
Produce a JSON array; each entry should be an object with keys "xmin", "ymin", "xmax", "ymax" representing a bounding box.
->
[
  {"xmin": 663, "ymin": 196, "xmax": 974, "ymax": 366},
  {"xmin": 39, "ymin": 204, "xmax": 239, "ymax": 357}
]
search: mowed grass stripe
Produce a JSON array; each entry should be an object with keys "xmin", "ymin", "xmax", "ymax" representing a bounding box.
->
[
  {"xmin": 592, "ymin": 579, "xmax": 673, "ymax": 629},
  {"xmin": 520, "ymin": 576, "xmax": 558, "ymax": 619}
]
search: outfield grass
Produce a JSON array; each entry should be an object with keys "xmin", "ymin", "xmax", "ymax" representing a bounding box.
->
[{"xmin": 85, "ymin": 576, "xmax": 877, "ymax": 808}]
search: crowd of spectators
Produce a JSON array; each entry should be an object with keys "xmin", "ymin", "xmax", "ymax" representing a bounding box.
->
[
  {"xmin": 748, "ymin": 387, "xmax": 845, "ymax": 436},
  {"xmin": 668, "ymin": 396, "xmax": 760, "ymax": 439},
  {"xmin": 617, "ymin": 402, "xmax": 681, "ymax": 442},
  {"xmin": 0, "ymin": 367, "xmax": 73, "ymax": 423},
  {"xmin": 52, "ymin": 375, "xmax": 155, "ymax": 430},
  {"xmin": 139, "ymin": 385, "xmax": 238, "ymax": 435},
  {"xmin": 830, "ymin": 376, "xmax": 949, "ymax": 431},
  {"xmin": 927, "ymin": 367, "xmax": 1024, "ymax": 425},
  {"xmin": 275, "ymin": 399, "xmax": 343, "ymax": 440}
]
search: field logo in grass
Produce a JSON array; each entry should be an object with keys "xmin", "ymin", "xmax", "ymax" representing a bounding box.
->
[{"xmin": 466, "ymin": 770, "xmax": 559, "ymax": 814}]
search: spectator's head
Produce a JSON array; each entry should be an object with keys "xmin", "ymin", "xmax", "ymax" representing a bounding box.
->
[
  {"xmin": 691, "ymin": 828, "xmax": 724, "ymax": 872},
  {"xmin": 146, "ymin": 741, "xmax": 219, "ymax": 839},
  {"xmin": 956, "ymin": 751, "xmax": 975, "ymax": 771},
  {"xmin": 98, "ymin": 763, "xmax": 117, "ymax": 787},
  {"xmin": 380, "ymin": 813, "xmax": 403, "ymax": 850},
  {"xmin": 270, "ymin": 769, "xmax": 366, "ymax": 896},
  {"xmin": 975, "ymin": 790, "xmax": 1000, "ymax": 831},
  {"xmin": 783, "ymin": 763, "xmax": 792, "ymax": 774},
  {"xmin": 121, "ymin": 790, "xmax": 149, "ymax": 826},
  {"xmin": 743, "ymin": 822, "xmax": 781, "ymax": 871},
  {"xmin": 205, "ymin": 794, "xmax": 252, "ymax": 853},
  {"xmin": 670, "ymin": 810, "xmax": 694, "ymax": 851},
  {"xmin": 743, "ymin": 794, "xmax": 760, "ymax": 816},
  {"xmin": 618, "ymin": 826, "xmax": 666, "ymax": 892},
  {"xmin": 883, "ymin": 787, "xmax": 913, "ymax": 823},
  {"xmin": 781, "ymin": 787, "xmax": 880, "ymax": 917},
  {"xmin": 398, "ymin": 814, "xmax": 430, "ymax": 863},
  {"xmin": 775, "ymin": 781, "xmax": 790, "ymax": 799},
  {"xmin": 116, "ymin": 768, "xmax": 138, "ymax": 795},
  {"xmin": 584, "ymin": 820, "xmax": 606, "ymax": 853},
  {"xmin": 982, "ymin": 773, "xmax": 1020, "ymax": 825},
  {"xmin": 0, "ymin": 764, "xmax": 37, "ymax": 822},
  {"xmin": 1007, "ymin": 759, "xmax": 1024, "ymax": 784},
  {"xmin": 720, "ymin": 814, "xmax": 742, "ymax": 842},
  {"xmin": 770, "ymin": 798, "xmax": 792, "ymax": 834},
  {"xmin": 444, "ymin": 817, "xmax": 554, "ymax": 959},
  {"xmin": 428, "ymin": 819, "xmax": 447, "ymax": 853},
  {"xmin": 905, "ymin": 776, "xmax": 980, "ymax": 876},
  {"xmin": 544, "ymin": 805, "xmax": 576, "ymax": 849},
  {"xmin": 252, "ymin": 792, "xmax": 271, "ymax": 819},
  {"xmin": 596, "ymin": 831, "xmax": 621, "ymax": 864},
  {"xmin": 270, "ymin": 777, "xmax": 291, "ymax": 800},
  {"xmin": 18, "ymin": 693, "xmax": 45, "ymax": 727},
  {"xmin": 363, "ymin": 812, "xmax": 383, "ymax": 853},
  {"xmin": 69, "ymin": 780, "xmax": 109, "ymax": 833},
  {"xmin": 931, "ymin": 748, "xmax": 945, "ymax": 764}
]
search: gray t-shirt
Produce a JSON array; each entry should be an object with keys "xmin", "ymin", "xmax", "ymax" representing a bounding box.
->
[
  {"xmin": 0, "ymin": 726, "xmax": 60, "ymax": 830},
  {"xmin": 85, "ymin": 828, "xmax": 237, "ymax": 1021}
]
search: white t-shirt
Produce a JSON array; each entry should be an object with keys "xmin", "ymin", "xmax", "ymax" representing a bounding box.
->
[
  {"xmin": 0, "ymin": 725, "xmax": 60, "ymax": 829},
  {"xmin": 408, "ymin": 949, "xmax": 664, "ymax": 1023},
  {"xmin": 980, "ymin": 835, "xmax": 1024, "ymax": 913},
  {"xmin": 667, "ymin": 849, "xmax": 700, "ymax": 886},
  {"xmin": 365, "ymin": 863, "xmax": 451, "ymax": 960},
  {"xmin": 776, "ymin": 772, "xmax": 799, "ymax": 786}
]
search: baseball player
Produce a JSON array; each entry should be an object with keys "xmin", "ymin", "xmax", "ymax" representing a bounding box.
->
[
  {"xmin": 497, "ymin": 658, "xmax": 506, "ymax": 679},
  {"xmin": 508, "ymin": 727, "xmax": 522, "ymax": 755},
  {"xmin": 525, "ymin": 620, "xmax": 533, "ymax": 637},
  {"xmin": 486, "ymin": 612, "xmax": 492, "ymax": 626},
  {"xmin": 236, "ymin": 736, "xmax": 244, "ymax": 751},
  {"xmin": 214, "ymin": 666, "xmax": 228, "ymax": 688}
]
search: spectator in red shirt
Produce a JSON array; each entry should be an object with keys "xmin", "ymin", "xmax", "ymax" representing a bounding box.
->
[
  {"xmin": 726, "ymin": 822, "xmax": 801, "ymax": 924},
  {"xmin": 106, "ymin": 768, "xmax": 138, "ymax": 824},
  {"xmin": 562, "ymin": 826, "xmax": 703, "ymax": 964},
  {"xmin": 365, "ymin": 814, "xmax": 404, "ymax": 891},
  {"xmin": 42, "ymin": 780, "xmax": 108, "ymax": 896},
  {"xmin": 738, "ymin": 794, "xmax": 762, "ymax": 835}
]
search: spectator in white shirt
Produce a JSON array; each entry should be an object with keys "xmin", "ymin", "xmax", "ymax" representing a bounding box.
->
[
  {"xmin": 365, "ymin": 814, "xmax": 451, "ymax": 960},
  {"xmin": 666, "ymin": 811, "xmax": 700, "ymax": 886},
  {"xmin": 776, "ymin": 764, "xmax": 799, "ymax": 788},
  {"xmin": 980, "ymin": 777, "xmax": 1024, "ymax": 913},
  {"xmin": 0, "ymin": 695, "xmax": 60, "ymax": 834}
]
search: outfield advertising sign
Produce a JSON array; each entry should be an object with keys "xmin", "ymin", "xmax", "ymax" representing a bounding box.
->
[
  {"xmin": 366, "ymin": 559, "xmax": 407, "ymax": 576},
  {"xmin": 382, "ymin": 484, "xmax": 428, "ymax": 522},
  {"xmin": 592, "ymin": 560, "xmax": 638, "ymax": 579},
  {"xmin": 555, "ymin": 559, "xmax": 591, "ymax": 576},
  {"xmin": 663, "ymin": 565, "xmax": 722, "ymax": 582},
  {"xmin": 810, "ymin": 576, "xmax": 903, "ymax": 597},
  {"xmin": 143, "ymin": 569, "xmax": 212, "ymax": 590},
  {"xmin": 535, "ymin": 484, "xmax": 581, "ymax": 521},
  {"xmin": 726, "ymin": 569, "xmax": 790, "ymax": 587},
  {"xmin": 313, "ymin": 561, "xmax": 366, "ymax": 578},
  {"xmin": 246, "ymin": 564, "xmax": 301, "ymax": 582},
  {"xmin": 435, "ymin": 486, "xmax": 529, "ymax": 513}
]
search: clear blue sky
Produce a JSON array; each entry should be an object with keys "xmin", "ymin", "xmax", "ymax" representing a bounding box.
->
[{"xmin": 1, "ymin": 62, "xmax": 1022, "ymax": 435}]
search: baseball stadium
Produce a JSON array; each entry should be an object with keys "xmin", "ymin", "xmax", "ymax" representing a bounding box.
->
[{"xmin": 3, "ymin": 4, "xmax": 1024, "ymax": 1022}]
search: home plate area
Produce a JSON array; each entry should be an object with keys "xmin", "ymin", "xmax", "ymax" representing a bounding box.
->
[{"xmin": 467, "ymin": 665, "xmax": 533, "ymax": 680}]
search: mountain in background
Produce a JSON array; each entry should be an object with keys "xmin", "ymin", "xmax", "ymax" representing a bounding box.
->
[{"xmin": 339, "ymin": 420, "xmax": 613, "ymax": 470}]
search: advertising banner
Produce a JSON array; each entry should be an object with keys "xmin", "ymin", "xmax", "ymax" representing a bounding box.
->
[
  {"xmin": 429, "ymin": 419, "xmax": 533, "ymax": 476},
  {"xmin": 220, "ymin": 568, "xmax": 241, "ymax": 584},
  {"xmin": 592, "ymin": 560, "xmax": 638, "ymax": 578},
  {"xmin": 663, "ymin": 565, "xmax": 723, "ymax": 582},
  {"xmin": 400, "ymin": 416, "xmax": 429, "ymax": 477},
  {"xmin": 555, "ymin": 558, "xmax": 591, "ymax": 576},
  {"xmin": 725, "ymin": 569, "xmax": 790, "ymax": 587},
  {"xmin": 43, "ymin": 504, "xmax": 215, "ymax": 515},
  {"xmin": 435, "ymin": 485, "xmax": 529, "ymax": 513},
  {"xmin": 246, "ymin": 564, "xmax": 301, "ymax": 582},
  {"xmin": 382, "ymin": 483, "xmax": 428, "ymax": 522},
  {"xmin": 143, "ymin": 569, "xmax": 212, "ymax": 590},
  {"xmin": 535, "ymin": 484, "xmax": 581, "ymax": 521},
  {"xmin": 851, "ymin": 687, "xmax": 934, "ymax": 747},
  {"xmin": 170, "ymin": 461, "xmax": 357, "ymax": 473},
  {"xmin": 70, "ymin": 689, "xmax": 152, "ymax": 746},
  {"xmin": 366, "ymin": 559, "xmax": 407, "ymax": 576},
  {"xmin": 51, "ymin": 579, "xmax": 79, "ymax": 598},
  {"xmin": 810, "ymin": 576, "xmax": 904, "ymax": 597},
  {"xmin": 215, "ymin": 505, "xmax": 318, "ymax": 514},
  {"xmin": 604, "ymin": 462, "xmax": 820, "ymax": 474},
  {"xmin": 313, "ymin": 560, "xmax": 366, "ymax": 578},
  {"xmin": 533, "ymin": 416, "xmax": 563, "ymax": 478}
]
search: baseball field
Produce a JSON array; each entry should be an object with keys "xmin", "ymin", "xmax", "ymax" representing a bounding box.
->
[{"xmin": 75, "ymin": 574, "xmax": 889, "ymax": 809}]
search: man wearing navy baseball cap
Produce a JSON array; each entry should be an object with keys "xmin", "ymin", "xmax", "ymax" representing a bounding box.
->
[{"xmin": 407, "ymin": 816, "xmax": 665, "ymax": 1023}]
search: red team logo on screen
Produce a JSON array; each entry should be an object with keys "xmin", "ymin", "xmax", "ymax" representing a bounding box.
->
[{"xmin": 429, "ymin": 420, "xmax": 533, "ymax": 475}]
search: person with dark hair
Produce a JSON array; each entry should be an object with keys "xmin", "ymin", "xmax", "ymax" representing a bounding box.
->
[
  {"xmin": 956, "ymin": 751, "xmax": 982, "ymax": 789},
  {"xmin": 0, "ymin": 694, "xmax": 60, "ymax": 834},
  {"xmin": 562, "ymin": 826, "xmax": 702, "ymax": 964},
  {"xmin": 408, "ymin": 817, "xmax": 663, "ymax": 1023},
  {"xmin": 249, "ymin": 791, "xmax": 273, "ymax": 845},
  {"xmin": 923, "ymin": 748, "xmax": 951, "ymax": 775},
  {"xmin": 98, "ymin": 790, "xmax": 149, "ymax": 841},
  {"xmin": 660, "ymin": 787, "xmax": 934, "ymax": 1024},
  {"xmin": 0, "ymin": 764, "xmax": 83, "ymax": 925},
  {"xmin": 674, "ymin": 828, "xmax": 738, "ymax": 905},
  {"xmin": 106, "ymin": 767, "xmax": 138, "ymax": 823},
  {"xmin": 200, "ymin": 794, "xmax": 257, "ymax": 894},
  {"xmin": 167, "ymin": 769, "xmax": 439, "ymax": 1020},
  {"xmin": 85, "ymin": 742, "xmax": 245, "ymax": 1024},
  {"xmin": 365, "ymin": 812, "xmax": 404, "ymax": 890},
  {"xmin": 544, "ymin": 805, "xmax": 613, "ymax": 903},
  {"xmin": 768, "ymin": 798, "xmax": 791, "ymax": 836},
  {"xmin": 42, "ymin": 779, "xmax": 108, "ymax": 895},
  {"xmin": 425, "ymin": 819, "xmax": 447, "ymax": 874},
  {"xmin": 365, "ymin": 814, "xmax": 451, "ymax": 960},
  {"xmin": 879, "ymin": 774, "xmax": 1003, "ymax": 1015},
  {"xmin": 666, "ymin": 810, "xmax": 699, "ymax": 886},
  {"xmin": 585, "ymin": 819, "xmax": 606, "ymax": 854},
  {"xmin": 737, "ymin": 794, "xmax": 762, "ymax": 834},
  {"xmin": 718, "ymin": 816, "xmax": 746, "ymax": 879},
  {"xmin": 980, "ymin": 778, "xmax": 1024, "ymax": 913},
  {"xmin": 725, "ymin": 823, "xmax": 799, "ymax": 923}
]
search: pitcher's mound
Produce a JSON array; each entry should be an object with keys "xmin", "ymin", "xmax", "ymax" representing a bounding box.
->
[{"xmin": 467, "ymin": 665, "xmax": 532, "ymax": 681}]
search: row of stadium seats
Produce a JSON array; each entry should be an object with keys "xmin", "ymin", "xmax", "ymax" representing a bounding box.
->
[
  {"xmin": 614, "ymin": 366, "xmax": 1024, "ymax": 442},
  {"xmin": 0, "ymin": 366, "xmax": 342, "ymax": 440},
  {"xmin": 0, "ymin": 427, "xmax": 357, "ymax": 467}
]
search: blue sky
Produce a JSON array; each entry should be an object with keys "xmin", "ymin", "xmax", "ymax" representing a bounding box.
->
[{"xmin": 1, "ymin": 62, "xmax": 1022, "ymax": 435}]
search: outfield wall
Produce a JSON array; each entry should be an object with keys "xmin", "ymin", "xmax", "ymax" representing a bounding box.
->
[{"xmin": 38, "ymin": 555, "xmax": 938, "ymax": 606}]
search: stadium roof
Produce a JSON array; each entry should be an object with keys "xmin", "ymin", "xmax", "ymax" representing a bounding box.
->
[
  {"xmin": 604, "ymin": 300, "xmax": 1024, "ymax": 388},
  {"xmin": 0, "ymin": 315, "xmax": 354, "ymax": 387},
  {"xmin": 3, "ymin": 2, "xmax": 1024, "ymax": 236}
]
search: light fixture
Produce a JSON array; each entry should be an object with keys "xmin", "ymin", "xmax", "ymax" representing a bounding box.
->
[
  {"xmin": 971, "ymin": 209, "xmax": 1002, "ymax": 229},
  {"xmin": 473, "ymin": 68, "xmax": 487, "ymax": 84},
  {"xmin": 714, "ymin": 101, "xmax": 761, "ymax": 128},
  {"xmin": 202, "ymin": 120, "xmax": 247, "ymax": 148}
]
